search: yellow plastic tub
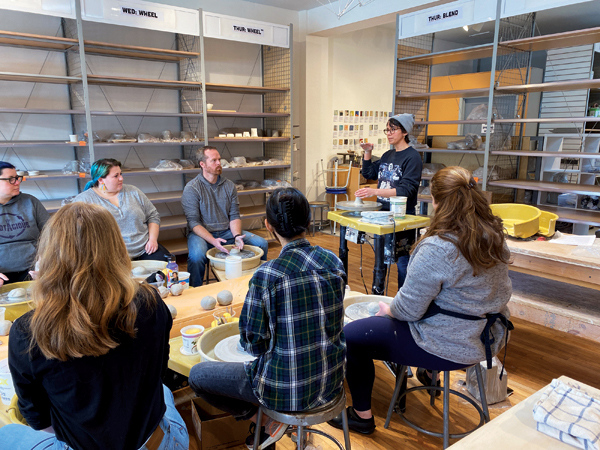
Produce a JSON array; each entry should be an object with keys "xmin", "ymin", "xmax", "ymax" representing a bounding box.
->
[
  {"xmin": 0, "ymin": 281, "xmax": 35, "ymax": 321},
  {"xmin": 490, "ymin": 204, "xmax": 541, "ymax": 238},
  {"xmin": 8, "ymin": 395, "xmax": 27, "ymax": 425},
  {"xmin": 539, "ymin": 210, "xmax": 559, "ymax": 237}
]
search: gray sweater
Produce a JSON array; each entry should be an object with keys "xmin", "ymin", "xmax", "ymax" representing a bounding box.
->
[
  {"xmin": 390, "ymin": 235, "xmax": 512, "ymax": 365},
  {"xmin": 0, "ymin": 193, "xmax": 49, "ymax": 273},
  {"xmin": 73, "ymin": 185, "xmax": 160, "ymax": 257},
  {"xmin": 181, "ymin": 173, "xmax": 240, "ymax": 233}
]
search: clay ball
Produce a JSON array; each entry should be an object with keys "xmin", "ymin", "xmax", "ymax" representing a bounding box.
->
[
  {"xmin": 167, "ymin": 304, "xmax": 177, "ymax": 319},
  {"xmin": 354, "ymin": 197, "xmax": 364, "ymax": 205},
  {"xmin": 230, "ymin": 248, "xmax": 240, "ymax": 255},
  {"xmin": 367, "ymin": 302, "xmax": 380, "ymax": 316},
  {"xmin": 217, "ymin": 290, "xmax": 233, "ymax": 306},
  {"xmin": 0, "ymin": 320, "xmax": 12, "ymax": 336},
  {"xmin": 8, "ymin": 288, "xmax": 26, "ymax": 299},
  {"xmin": 201, "ymin": 295, "xmax": 217, "ymax": 310},
  {"xmin": 170, "ymin": 284, "xmax": 184, "ymax": 296},
  {"xmin": 132, "ymin": 266, "xmax": 149, "ymax": 276},
  {"xmin": 158, "ymin": 286, "xmax": 170, "ymax": 299}
]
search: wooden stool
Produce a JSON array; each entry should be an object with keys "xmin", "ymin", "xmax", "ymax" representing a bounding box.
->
[
  {"xmin": 385, "ymin": 364, "xmax": 490, "ymax": 449},
  {"xmin": 254, "ymin": 389, "xmax": 351, "ymax": 450}
]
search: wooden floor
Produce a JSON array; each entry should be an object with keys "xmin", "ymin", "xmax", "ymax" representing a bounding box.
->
[{"xmin": 178, "ymin": 231, "xmax": 600, "ymax": 450}]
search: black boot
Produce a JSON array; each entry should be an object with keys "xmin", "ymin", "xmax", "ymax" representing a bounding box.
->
[
  {"xmin": 327, "ymin": 406, "xmax": 376, "ymax": 435},
  {"xmin": 416, "ymin": 367, "xmax": 441, "ymax": 397}
]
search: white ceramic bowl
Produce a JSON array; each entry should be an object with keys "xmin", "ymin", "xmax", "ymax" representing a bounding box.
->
[
  {"xmin": 206, "ymin": 103, "xmax": 214, "ymax": 110},
  {"xmin": 27, "ymin": 171, "xmax": 40, "ymax": 176}
]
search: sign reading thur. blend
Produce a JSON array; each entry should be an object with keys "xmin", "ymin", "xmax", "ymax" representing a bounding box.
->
[
  {"xmin": 427, "ymin": 6, "xmax": 463, "ymax": 25},
  {"xmin": 232, "ymin": 25, "xmax": 265, "ymax": 36}
]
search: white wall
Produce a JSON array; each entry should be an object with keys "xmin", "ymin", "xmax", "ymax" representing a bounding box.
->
[{"xmin": 305, "ymin": 24, "xmax": 396, "ymax": 201}]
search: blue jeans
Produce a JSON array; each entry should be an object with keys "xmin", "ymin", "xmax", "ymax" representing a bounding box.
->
[
  {"xmin": 189, "ymin": 361, "xmax": 259, "ymax": 421},
  {"xmin": 0, "ymin": 385, "xmax": 188, "ymax": 450},
  {"xmin": 187, "ymin": 229, "xmax": 269, "ymax": 287}
]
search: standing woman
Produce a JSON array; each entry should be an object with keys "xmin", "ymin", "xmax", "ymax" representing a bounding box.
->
[
  {"xmin": 329, "ymin": 167, "xmax": 512, "ymax": 434},
  {"xmin": 73, "ymin": 158, "xmax": 168, "ymax": 261},
  {"xmin": 0, "ymin": 161, "xmax": 49, "ymax": 286},
  {"xmin": 0, "ymin": 203, "xmax": 188, "ymax": 450},
  {"xmin": 189, "ymin": 188, "xmax": 347, "ymax": 449},
  {"xmin": 356, "ymin": 114, "xmax": 423, "ymax": 288}
]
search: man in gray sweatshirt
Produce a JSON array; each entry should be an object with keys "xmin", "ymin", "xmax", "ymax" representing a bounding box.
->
[{"xmin": 181, "ymin": 147, "xmax": 268, "ymax": 286}]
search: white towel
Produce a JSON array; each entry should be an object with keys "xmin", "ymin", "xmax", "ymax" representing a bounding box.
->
[{"xmin": 533, "ymin": 378, "xmax": 600, "ymax": 450}]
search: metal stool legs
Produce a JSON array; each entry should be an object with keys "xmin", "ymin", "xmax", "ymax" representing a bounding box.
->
[
  {"xmin": 253, "ymin": 392, "xmax": 351, "ymax": 450},
  {"xmin": 385, "ymin": 365, "xmax": 490, "ymax": 449}
]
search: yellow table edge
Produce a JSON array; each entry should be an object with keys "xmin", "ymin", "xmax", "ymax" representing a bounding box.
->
[
  {"xmin": 168, "ymin": 336, "xmax": 200, "ymax": 378},
  {"xmin": 328, "ymin": 210, "xmax": 430, "ymax": 235}
]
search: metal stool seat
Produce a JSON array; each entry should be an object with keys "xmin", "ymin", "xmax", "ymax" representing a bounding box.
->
[
  {"xmin": 385, "ymin": 364, "xmax": 490, "ymax": 449},
  {"xmin": 309, "ymin": 201, "xmax": 331, "ymax": 236},
  {"xmin": 254, "ymin": 389, "xmax": 351, "ymax": 450}
]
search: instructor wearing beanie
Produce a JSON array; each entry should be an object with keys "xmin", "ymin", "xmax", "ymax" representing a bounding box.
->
[{"xmin": 355, "ymin": 113, "xmax": 423, "ymax": 288}]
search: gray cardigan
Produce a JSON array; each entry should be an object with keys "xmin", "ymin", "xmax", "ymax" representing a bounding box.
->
[
  {"xmin": 181, "ymin": 172, "xmax": 240, "ymax": 234},
  {"xmin": 390, "ymin": 235, "xmax": 512, "ymax": 365},
  {"xmin": 72, "ymin": 185, "xmax": 160, "ymax": 257}
]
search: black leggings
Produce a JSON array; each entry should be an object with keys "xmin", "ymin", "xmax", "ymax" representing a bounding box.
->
[
  {"xmin": 344, "ymin": 316, "xmax": 465, "ymax": 411},
  {"xmin": 132, "ymin": 243, "xmax": 170, "ymax": 261}
]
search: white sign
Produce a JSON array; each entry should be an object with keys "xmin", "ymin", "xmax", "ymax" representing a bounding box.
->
[
  {"xmin": 481, "ymin": 123, "xmax": 495, "ymax": 134},
  {"xmin": 426, "ymin": 6, "xmax": 463, "ymax": 26},
  {"xmin": 120, "ymin": 6, "xmax": 162, "ymax": 21},
  {"xmin": 233, "ymin": 25, "xmax": 264, "ymax": 37}
]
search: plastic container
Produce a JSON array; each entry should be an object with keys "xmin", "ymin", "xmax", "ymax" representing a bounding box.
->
[
  {"xmin": 490, "ymin": 204, "xmax": 541, "ymax": 238},
  {"xmin": 178, "ymin": 271, "xmax": 190, "ymax": 289},
  {"xmin": 180, "ymin": 325, "xmax": 205, "ymax": 355},
  {"xmin": 165, "ymin": 253, "xmax": 179, "ymax": 288},
  {"xmin": 0, "ymin": 360, "xmax": 15, "ymax": 406},
  {"xmin": 225, "ymin": 256, "xmax": 242, "ymax": 280},
  {"xmin": 390, "ymin": 196, "xmax": 407, "ymax": 219}
]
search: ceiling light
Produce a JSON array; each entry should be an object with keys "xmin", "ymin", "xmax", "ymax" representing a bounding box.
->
[{"xmin": 463, "ymin": 25, "xmax": 469, "ymax": 31}]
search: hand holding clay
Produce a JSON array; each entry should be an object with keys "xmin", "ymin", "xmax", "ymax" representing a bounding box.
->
[
  {"xmin": 355, "ymin": 187, "xmax": 377, "ymax": 199},
  {"xmin": 234, "ymin": 234, "xmax": 246, "ymax": 251},
  {"xmin": 376, "ymin": 301, "xmax": 391, "ymax": 317}
]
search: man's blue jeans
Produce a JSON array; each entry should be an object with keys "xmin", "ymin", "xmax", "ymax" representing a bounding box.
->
[
  {"xmin": 0, "ymin": 385, "xmax": 189, "ymax": 450},
  {"xmin": 187, "ymin": 229, "xmax": 269, "ymax": 287}
]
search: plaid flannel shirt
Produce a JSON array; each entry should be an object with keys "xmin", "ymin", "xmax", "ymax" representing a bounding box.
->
[{"xmin": 239, "ymin": 238, "xmax": 347, "ymax": 412}]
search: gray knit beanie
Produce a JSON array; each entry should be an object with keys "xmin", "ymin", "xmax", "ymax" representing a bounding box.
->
[{"xmin": 389, "ymin": 113, "xmax": 414, "ymax": 135}]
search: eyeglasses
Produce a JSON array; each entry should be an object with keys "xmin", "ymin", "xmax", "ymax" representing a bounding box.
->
[
  {"xmin": 0, "ymin": 176, "xmax": 24, "ymax": 185},
  {"xmin": 383, "ymin": 127, "xmax": 401, "ymax": 135}
]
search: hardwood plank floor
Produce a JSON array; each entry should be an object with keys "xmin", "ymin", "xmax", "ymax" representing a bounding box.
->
[{"xmin": 179, "ymin": 231, "xmax": 600, "ymax": 449}]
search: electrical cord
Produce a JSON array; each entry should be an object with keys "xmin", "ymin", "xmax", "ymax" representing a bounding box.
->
[{"xmin": 359, "ymin": 243, "xmax": 369, "ymax": 294}]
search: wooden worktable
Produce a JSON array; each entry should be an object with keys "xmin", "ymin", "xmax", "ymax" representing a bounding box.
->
[{"xmin": 506, "ymin": 237, "xmax": 600, "ymax": 290}]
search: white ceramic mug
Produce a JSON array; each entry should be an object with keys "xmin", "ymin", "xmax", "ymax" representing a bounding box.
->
[
  {"xmin": 250, "ymin": 128, "xmax": 258, "ymax": 137},
  {"xmin": 243, "ymin": 131, "xmax": 250, "ymax": 137},
  {"xmin": 69, "ymin": 134, "xmax": 78, "ymax": 143}
]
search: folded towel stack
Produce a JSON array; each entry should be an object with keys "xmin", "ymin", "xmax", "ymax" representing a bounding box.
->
[
  {"xmin": 360, "ymin": 211, "xmax": 394, "ymax": 225},
  {"xmin": 533, "ymin": 378, "xmax": 600, "ymax": 450}
]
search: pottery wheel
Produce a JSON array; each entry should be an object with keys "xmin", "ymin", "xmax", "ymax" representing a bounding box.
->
[
  {"xmin": 336, "ymin": 201, "xmax": 382, "ymax": 212},
  {"xmin": 214, "ymin": 335, "xmax": 256, "ymax": 363},
  {"xmin": 345, "ymin": 303, "xmax": 378, "ymax": 321},
  {"xmin": 214, "ymin": 249, "xmax": 256, "ymax": 259}
]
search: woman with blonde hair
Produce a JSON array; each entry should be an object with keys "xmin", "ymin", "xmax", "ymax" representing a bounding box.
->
[
  {"xmin": 329, "ymin": 166, "xmax": 513, "ymax": 434},
  {"xmin": 0, "ymin": 203, "xmax": 188, "ymax": 450}
]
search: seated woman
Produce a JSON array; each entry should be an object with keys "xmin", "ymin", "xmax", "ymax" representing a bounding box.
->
[
  {"xmin": 72, "ymin": 158, "xmax": 168, "ymax": 261},
  {"xmin": 0, "ymin": 161, "xmax": 49, "ymax": 286},
  {"xmin": 189, "ymin": 187, "xmax": 347, "ymax": 450},
  {"xmin": 0, "ymin": 203, "xmax": 188, "ymax": 450},
  {"xmin": 329, "ymin": 166, "xmax": 512, "ymax": 434}
]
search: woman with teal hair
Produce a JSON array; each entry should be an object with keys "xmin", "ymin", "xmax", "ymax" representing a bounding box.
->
[{"xmin": 73, "ymin": 158, "xmax": 168, "ymax": 261}]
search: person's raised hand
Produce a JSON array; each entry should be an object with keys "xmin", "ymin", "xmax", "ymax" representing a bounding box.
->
[
  {"xmin": 234, "ymin": 234, "xmax": 246, "ymax": 251},
  {"xmin": 360, "ymin": 143, "xmax": 374, "ymax": 152}
]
